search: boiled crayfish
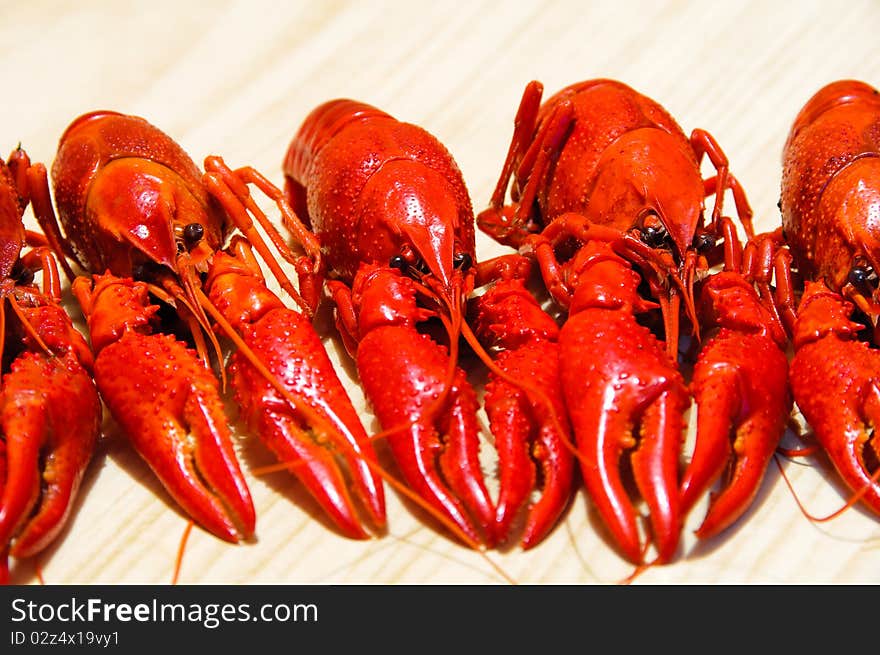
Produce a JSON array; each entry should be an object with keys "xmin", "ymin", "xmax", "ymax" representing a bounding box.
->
[
  {"xmin": 780, "ymin": 79, "xmax": 880, "ymax": 515},
  {"xmin": 0, "ymin": 148, "xmax": 100, "ymax": 582},
  {"xmin": 283, "ymin": 99, "xmax": 574, "ymax": 548},
  {"xmin": 479, "ymin": 78, "xmax": 776, "ymax": 563},
  {"xmin": 26, "ymin": 111, "xmax": 386, "ymax": 543}
]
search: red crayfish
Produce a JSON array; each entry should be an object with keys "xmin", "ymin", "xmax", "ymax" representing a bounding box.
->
[
  {"xmin": 283, "ymin": 99, "xmax": 573, "ymax": 548},
  {"xmin": 0, "ymin": 148, "xmax": 100, "ymax": 582},
  {"xmin": 26, "ymin": 111, "xmax": 386, "ymax": 543},
  {"xmin": 480, "ymin": 79, "xmax": 785, "ymax": 563},
  {"xmin": 780, "ymin": 79, "xmax": 880, "ymax": 515}
]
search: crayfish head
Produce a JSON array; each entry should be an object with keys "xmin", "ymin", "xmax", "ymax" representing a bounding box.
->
[
  {"xmin": 84, "ymin": 158, "xmax": 224, "ymax": 278},
  {"xmin": 591, "ymin": 129, "xmax": 703, "ymax": 262},
  {"xmin": 358, "ymin": 160, "xmax": 475, "ymax": 304}
]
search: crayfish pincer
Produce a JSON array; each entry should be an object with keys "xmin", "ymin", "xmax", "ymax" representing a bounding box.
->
[
  {"xmin": 0, "ymin": 148, "xmax": 100, "ymax": 582},
  {"xmin": 520, "ymin": 217, "xmax": 689, "ymax": 563},
  {"xmin": 284, "ymin": 99, "xmax": 573, "ymax": 548},
  {"xmin": 26, "ymin": 111, "xmax": 385, "ymax": 543}
]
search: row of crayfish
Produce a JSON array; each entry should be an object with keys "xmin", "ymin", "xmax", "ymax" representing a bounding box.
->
[{"xmin": 2, "ymin": 77, "xmax": 880, "ymax": 581}]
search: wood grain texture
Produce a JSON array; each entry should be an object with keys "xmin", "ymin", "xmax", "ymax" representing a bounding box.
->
[{"xmin": 2, "ymin": 0, "xmax": 879, "ymax": 584}]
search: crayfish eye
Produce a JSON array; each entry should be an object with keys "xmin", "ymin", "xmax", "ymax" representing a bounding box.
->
[
  {"xmin": 848, "ymin": 264, "xmax": 874, "ymax": 289},
  {"xmin": 638, "ymin": 211, "xmax": 670, "ymax": 249},
  {"xmin": 183, "ymin": 222, "xmax": 205, "ymax": 246},
  {"xmin": 641, "ymin": 224, "xmax": 669, "ymax": 248},
  {"xmin": 694, "ymin": 233, "xmax": 716, "ymax": 253},
  {"xmin": 389, "ymin": 255, "xmax": 408, "ymax": 271},
  {"xmin": 453, "ymin": 252, "xmax": 472, "ymax": 271}
]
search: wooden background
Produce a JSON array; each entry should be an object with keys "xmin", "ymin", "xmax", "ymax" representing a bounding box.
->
[{"xmin": 2, "ymin": 0, "xmax": 880, "ymax": 584}]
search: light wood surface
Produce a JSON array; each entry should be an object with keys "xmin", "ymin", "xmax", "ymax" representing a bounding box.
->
[{"xmin": 2, "ymin": 0, "xmax": 880, "ymax": 584}]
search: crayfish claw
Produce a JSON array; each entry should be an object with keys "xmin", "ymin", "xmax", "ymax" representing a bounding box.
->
[
  {"xmin": 0, "ymin": 351, "xmax": 100, "ymax": 559},
  {"xmin": 790, "ymin": 283, "xmax": 880, "ymax": 516},
  {"xmin": 682, "ymin": 328, "xmax": 791, "ymax": 539},
  {"xmin": 358, "ymin": 327, "xmax": 493, "ymax": 546},
  {"xmin": 95, "ymin": 331, "xmax": 255, "ymax": 542},
  {"xmin": 558, "ymin": 247, "xmax": 690, "ymax": 564},
  {"xmin": 226, "ymin": 304, "xmax": 386, "ymax": 540},
  {"xmin": 436, "ymin": 383, "xmax": 497, "ymax": 536},
  {"xmin": 471, "ymin": 272, "xmax": 574, "ymax": 549},
  {"xmin": 630, "ymin": 389, "xmax": 689, "ymax": 563},
  {"xmin": 485, "ymin": 368, "xmax": 574, "ymax": 549},
  {"xmin": 205, "ymin": 245, "xmax": 385, "ymax": 539}
]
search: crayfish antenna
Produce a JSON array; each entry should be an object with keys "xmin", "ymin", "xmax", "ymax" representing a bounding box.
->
[
  {"xmin": 171, "ymin": 521, "xmax": 194, "ymax": 585},
  {"xmin": 774, "ymin": 452, "xmax": 880, "ymax": 523},
  {"xmin": 618, "ymin": 524, "xmax": 659, "ymax": 584},
  {"xmin": 155, "ymin": 265, "xmax": 228, "ymax": 390}
]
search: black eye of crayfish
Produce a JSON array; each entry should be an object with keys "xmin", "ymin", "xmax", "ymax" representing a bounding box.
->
[
  {"xmin": 641, "ymin": 224, "xmax": 669, "ymax": 248},
  {"xmin": 848, "ymin": 263, "xmax": 874, "ymax": 290},
  {"xmin": 453, "ymin": 252, "xmax": 472, "ymax": 271},
  {"xmin": 694, "ymin": 232, "xmax": 716, "ymax": 254},
  {"xmin": 389, "ymin": 255, "xmax": 408, "ymax": 271},
  {"xmin": 183, "ymin": 222, "xmax": 205, "ymax": 246}
]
